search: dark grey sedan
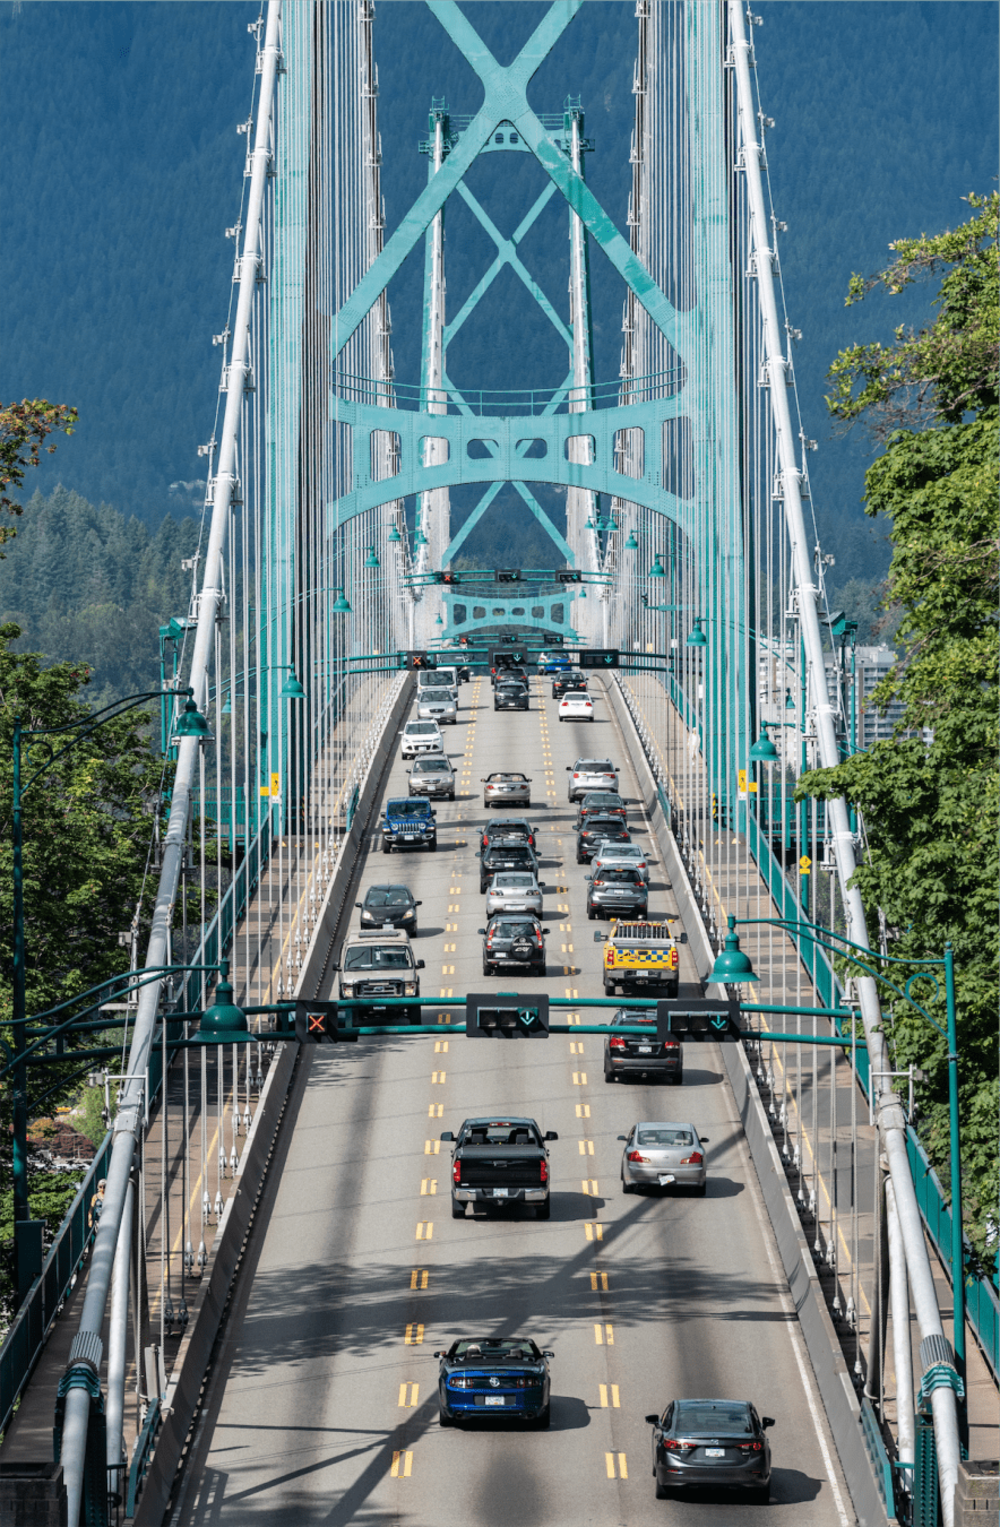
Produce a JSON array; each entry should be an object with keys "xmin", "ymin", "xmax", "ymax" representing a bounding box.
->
[{"xmin": 646, "ymin": 1398, "xmax": 774, "ymax": 1501}]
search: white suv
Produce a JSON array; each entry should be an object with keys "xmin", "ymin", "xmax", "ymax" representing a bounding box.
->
[
  {"xmin": 401, "ymin": 720, "xmax": 444, "ymax": 758},
  {"xmin": 566, "ymin": 757, "xmax": 618, "ymax": 802}
]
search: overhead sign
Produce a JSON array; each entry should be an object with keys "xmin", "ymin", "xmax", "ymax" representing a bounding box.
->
[
  {"xmin": 466, "ymin": 992, "xmax": 550, "ymax": 1039},
  {"xmin": 578, "ymin": 649, "xmax": 619, "ymax": 669},
  {"xmin": 655, "ymin": 998, "xmax": 743, "ymax": 1043},
  {"xmin": 406, "ymin": 651, "xmax": 437, "ymax": 670}
]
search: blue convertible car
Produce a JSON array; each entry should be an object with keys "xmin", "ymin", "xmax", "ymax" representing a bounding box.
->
[{"xmin": 434, "ymin": 1337, "xmax": 553, "ymax": 1428}]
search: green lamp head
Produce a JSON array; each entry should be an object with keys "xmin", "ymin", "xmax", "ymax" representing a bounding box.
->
[
  {"xmin": 387, "ymin": 524, "xmax": 402, "ymax": 544},
  {"xmin": 584, "ymin": 515, "xmax": 596, "ymax": 532},
  {"xmin": 363, "ymin": 545, "xmax": 380, "ymax": 569},
  {"xmin": 172, "ymin": 691, "xmax": 213, "ymax": 743},
  {"xmin": 414, "ymin": 527, "xmax": 428, "ymax": 547},
  {"xmin": 707, "ymin": 918, "xmax": 759, "ymax": 985},
  {"xmin": 686, "ymin": 617, "xmax": 707, "ymax": 649},
  {"xmin": 221, "ymin": 694, "xmax": 232, "ymax": 716},
  {"xmin": 624, "ymin": 530, "xmax": 639, "ymax": 552},
  {"xmin": 435, "ymin": 613, "xmax": 444, "ymax": 626},
  {"xmin": 332, "ymin": 588, "xmax": 352, "ymax": 615},
  {"xmin": 750, "ymin": 724, "xmax": 780, "ymax": 764},
  {"xmin": 649, "ymin": 554, "xmax": 666, "ymax": 579},
  {"xmin": 194, "ymin": 962, "xmax": 255, "ymax": 1043},
  {"xmin": 785, "ymin": 688, "xmax": 796, "ymax": 711},
  {"xmin": 280, "ymin": 669, "xmax": 306, "ymax": 700}
]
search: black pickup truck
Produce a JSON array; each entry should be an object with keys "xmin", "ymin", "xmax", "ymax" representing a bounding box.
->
[{"xmin": 442, "ymin": 1116, "xmax": 558, "ymax": 1220}]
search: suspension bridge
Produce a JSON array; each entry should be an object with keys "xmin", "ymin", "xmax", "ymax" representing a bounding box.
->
[{"xmin": 1, "ymin": 4, "xmax": 996, "ymax": 1525}]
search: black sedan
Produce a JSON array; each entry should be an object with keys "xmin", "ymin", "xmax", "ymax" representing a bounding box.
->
[
  {"xmin": 480, "ymin": 817, "xmax": 537, "ymax": 853},
  {"xmin": 479, "ymin": 914, "xmax": 547, "ymax": 976},
  {"xmin": 646, "ymin": 1398, "xmax": 774, "ymax": 1501},
  {"xmin": 435, "ymin": 1337, "xmax": 553, "ymax": 1428},
  {"xmin": 576, "ymin": 815, "xmax": 631, "ymax": 863},
  {"xmin": 551, "ymin": 669, "xmax": 586, "ymax": 698},
  {"xmin": 479, "ymin": 841, "xmax": 539, "ymax": 892},
  {"xmin": 575, "ymin": 791, "xmax": 628, "ymax": 827},
  {"xmin": 604, "ymin": 1011, "xmax": 682, "ymax": 1084},
  {"xmin": 355, "ymin": 884, "xmax": 421, "ymax": 934},
  {"xmin": 491, "ymin": 664, "xmax": 528, "ymax": 689},
  {"xmin": 495, "ymin": 681, "xmax": 529, "ymax": 711}
]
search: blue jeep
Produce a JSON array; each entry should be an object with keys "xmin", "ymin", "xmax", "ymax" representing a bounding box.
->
[{"xmin": 382, "ymin": 796, "xmax": 437, "ymax": 853}]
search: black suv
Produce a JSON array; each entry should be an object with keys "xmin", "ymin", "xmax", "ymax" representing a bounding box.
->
[
  {"xmin": 480, "ymin": 818, "xmax": 537, "ymax": 853},
  {"xmin": 576, "ymin": 815, "xmax": 631, "ymax": 863},
  {"xmin": 479, "ymin": 841, "xmax": 539, "ymax": 892},
  {"xmin": 491, "ymin": 664, "xmax": 528, "ymax": 689},
  {"xmin": 575, "ymin": 792, "xmax": 628, "ymax": 827},
  {"xmin": 479, "ymin": 914, "xmax": 547, "ymax": 976},
  {"xmin": 585, "ymin": 866, "xmax": 648, "ymax": 920},
  {"xmin": 552, "ymin": 670, "xmax": 587, "ymax": 698},
  {"xmin": 603, "ymin": 1011, "xmax": 682, "ymax": 1085},
  {"xmin": 495, "ymin": 679, "xmax": 529, "ymax": 711}
]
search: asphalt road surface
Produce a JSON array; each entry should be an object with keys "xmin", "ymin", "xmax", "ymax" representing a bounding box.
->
[{"xmin": 173, "ymin": 672, "xmax": 854, "ymax": 1526}]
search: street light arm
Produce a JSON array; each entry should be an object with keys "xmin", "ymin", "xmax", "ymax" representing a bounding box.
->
[{"xmin": 19, "ymin": 688, "xmax": 188, "ymax": 797}]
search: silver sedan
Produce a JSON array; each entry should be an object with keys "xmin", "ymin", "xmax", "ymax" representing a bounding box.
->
[
  {"xmin": 591, "ymin": 842, "xmax": 651, "ymax": 884},
  {"xmin": 482, "ymin": 771, "xmax": 532, "ymax": 807},
  {"xmin": 485, "ymin": 872, "xmax": 543, "ymax": 919},
  {"xmin": 417, "ymin": 688, "xmax": 458, "ymax": 724},
  {"xmin": 620, "ymin": 1122, "xmax": 708, "ymax": 1195}
]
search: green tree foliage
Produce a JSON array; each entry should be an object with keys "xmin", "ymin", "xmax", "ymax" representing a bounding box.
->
[
  {"xmin": 0, "ymin": 400, "xmax": 77, "ymax": 552},
  {"xmin": 0, "ymin": 486, "xmax": 200, "ymax": 710},
  {"xmin": 800, "ymin": 194, "xmax": 999, "ymax": 1260}
]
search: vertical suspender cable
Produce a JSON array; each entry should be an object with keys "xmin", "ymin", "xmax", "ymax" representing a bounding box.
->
[
  {"xmin": 58, "ymin": 8, "xmax": 284, "ymax": 1523},
  {"xmin": 728, "ymin": 6, "xmax": 960, "ymax": 1519}
]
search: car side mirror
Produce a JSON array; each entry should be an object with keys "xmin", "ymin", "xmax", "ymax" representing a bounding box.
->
[
  {"xmin": 416, "ymin": 959, "xmax": 425, "ymax": 969},
  {"xmin": 355, "ymin": 902, "xmax": 362, "ymax": 909},
  {"xmin": 584, "ymin": 876, "xmax": 592, "ymax": 882},
  {"xmin": 432, "ymin": 1350, "xmax": 443, "ymax": 1358},
  {"xmin": 439, "ymin": 1131, "xmax": 455, "ymax": 1142},
  {"xmin": 544, "ymin": 1131, "xmax": 558, "ymax": 1141},
  {"xmin": 542, "ymin": 1349, "xmax": 554, "ymax": 1359},
  {"xmin": 540, "ymin": 930, "xmax": 548, "ymax": 937},
  {"xmin": 477, "ymin": 928, "xmax": 486, "ymax": 935},
  {"xmin": 700, "ymin": 1138, "xmax": 709, "ymax": 1144},
  {"xmin": 762, "ymin": 1417, "xmax": 775, "ymax": 1429},
  {"xmin": 645, "ymin": 1414, "xmax": 661, "ymax": 1426},
  {"xmin": 329, "ymin": 961, "xmax": 340, "ymax": 972},
  {"xmin": 617, "ymin": 1135, "xmax": 627, "ymax": 1142},
  {"xmin": 593, "ymin": 932, "xmax": 605, "ymax": 943},
  {"xmin": 679, "ymin": 931, "xmax": 688, "ymax": 944},
  {"xmin": 416, "ymin": 900, "xmax": 423, "ymax": 906}
]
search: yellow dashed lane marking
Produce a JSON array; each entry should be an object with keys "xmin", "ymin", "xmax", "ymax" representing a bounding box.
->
[
  {"xmin": 416, "ymin": 1222, "xmax": 433, "ymax": 1240},
  {"xmin": 599, "ymin": 1384, "xmax": 621, "ymax": 1408},
  {"xmin": 590, "ymin": 1270, "xmax": 609, "ymax": 1291},
  {"xmin": 576, "ymin": 1104, "xmax": 591, "ymax": 1118},
  {"xmin": 424, "ymin": 1140, "xmax": 441, "ymax": 1154},
  {"xmin": 404, "ymin": 1324, "xmax": 424, "ymax": 1344},
  {"xmin": 431, "ymin": 1070, "xmax": 446, "ymax": 1084},
  {"xmin": 605, "ymin": 1452, "xmax": 627, "ymax": 1479},
  {"xmin": 578, "ymin": 1140, "xmax": 595, "ymax": 1156},
  {"xmin": 391, "ymin": 1450, "xmax": 413, "ymax": 1478},
  {"xmin": 434, "ymin": 1040, "xmax": 449, "ymax": 1053},
  {"xmin": 420, "ymin": 1179, "xmax": 437, "ymax": 1196},
  {"xmin": 410, "ymin": 1269, "xmax": 429, "ymax": 1289},
  {"xmin": 399, "ymin": 1382, "xmax": 419, "ymax": 1407},
  {"xmin": 570, "ymin": 1040, "xmax": 584, "ymax": 1055},
  {"xmin": 585, "ymin": 1223, "xmax": 604, "ymax": 1242},
  {"xmin": 572, "ymin": 1072, "xmax": 587, "ymax": 1086},
  {"xmin": 428, "ymin": 1103, "xmax": 443, "ymax": 1118},
  {"xmin": 582, "ymin": 1179, "xmax": 599, "ymax": 1196}
]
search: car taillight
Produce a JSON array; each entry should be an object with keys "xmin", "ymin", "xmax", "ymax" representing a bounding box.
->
[
  {"xmin": 540, "ymin": 1159, "xmax": 548, "ymax": 1183},
  {"xmin": 609, "ymin": 1036, "xmax": 626, "ymax": 1051},
  {"xmin": 453, "ymin": 1161, "xmax": 461, "ymax": 1184},
  {"xmin": 593, "ymin": 879, "xmax": 604, "ymax": 888},
  {"xmin": 663, "ymin": 1439, "xmax": 696, "ymax": 1454},
  {"xmin": 573, "ymin": 772, "xmax": 580, "ymax": 779},
  {"xmin": 486, "ymin": 934, "xmax": 494, "ymax": 948},
  {"xmin": 627, "ymin": 1150, "xmax": 649, "ymax": 1163},
  {"xmin": 680, "ymin": 1151, "xmax": 703, "ymax": 1166},
  {"xmin": 450, "ymin": 1375, "xmax": 472, "ymax": 1389},
  {"xmin": 663, "ymin": 1040, "xmax": 679, "ymax": 1052},
  {"xmin": 670, "ymin": 949, "xmax": 678, "ymax": 967},
  {"xmin": 739, "ymin": 1442, "xmax": 763, "ymax": 1452}
]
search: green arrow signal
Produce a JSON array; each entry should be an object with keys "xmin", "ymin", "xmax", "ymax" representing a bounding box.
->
[
  {"xmin": 604, "ymin": 654, "xmax": 614, "ymax": 664},
  {"xmin": 710, "ymin": 1016, "xmax": 728, "ymax": 1030}
]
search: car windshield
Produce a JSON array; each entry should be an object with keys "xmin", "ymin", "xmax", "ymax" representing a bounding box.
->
[
  {"xmin": 585, "ymin": 819, "xmax": 627, "ymax": 835},
  {"xmin": 493, "ymin": 874, "xmax": 535, "ymax": 888},
  {"xmin": 488, "ymin": 847, "xmax": 532, "ymax": 861},
  {"xmin": 414, "ymin": 759, "xmax": 450, "ymax": 772},
  {"xmin": 637, "ymin": 1128, "xmax": 694, "ymax": 1147},
  {"xmin": 613, "ymin": 1013, "xmax": 654, "ymax": 1027},
  {"xmin": 344, "ymin": 946, "xmax": 413, "ymax": 970},
  {"xmin": 578, "ymin": 760, "xmax": 614, "ymax": 772},
  {"xmin": 389, "ymin": 801, "xmax": 431, "ymax": 819},
  {"xmin": 421, "ymin": 690, "xmax": 452, "ymax": 702},
  {"xmin": 451, "ymin": 1339, "xmax": 542, "ymax": 1362},
  {"xmin": 487, "ymin": 773, "xmax": 527, "ymax": 781},
  {"xmin": 492, "ymin": 919, "xmax": 539, "ymax": 938},
  {"xmin": 596, "ymin": 869, "xmax": 642, "ymax": 884},
  {"xmin": 600, "ymin": 846, "xmax": 641, "ymax": 859},
  {"xmin": 461, "ymin": 1122, "xmax": 540, "ymax": 1146},
  {"xmin": 406, "ymin": 723, "xmax": 439, "ymax": 735},
  {"xmin": 674, "ymin": 1402, "xmax": 753, "ymax": 1435},
  {"xmin": 365, "ymin": 888, "xmax": 412, "ymax": 907}
]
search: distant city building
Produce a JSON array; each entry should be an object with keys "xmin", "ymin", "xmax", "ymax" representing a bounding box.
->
[{"xmin": 827, "ymin": 645, "xmax": 905, "ymax": 749}]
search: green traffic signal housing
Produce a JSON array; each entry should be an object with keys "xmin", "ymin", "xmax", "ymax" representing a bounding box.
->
[{"xmin": 707, "ymin": 918, "xmax": 759, "ymax": 985}]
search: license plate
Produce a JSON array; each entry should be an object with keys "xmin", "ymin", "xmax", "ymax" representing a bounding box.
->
[
  {"xmin": 705, "ymin": 1448, "xmax": 725, "ymax": 1458},
  {"xmin": 484, "ymin": 1396, "xmax": 506, "ymax": 1406},
  {"xmin": 403, "ymin": 834, "xmax": 417, "ymax": 841},
  {"xmin": 637, "ymin": 1046, "xmax": 652, "ymax": 1054},
  {"xmin": 658, "ymin": 1174, "xmax": 676, "ymax": 1186},
  {"xmin": 493, "ymin": 1188, "xmax": 508, "ymax": 1198}
]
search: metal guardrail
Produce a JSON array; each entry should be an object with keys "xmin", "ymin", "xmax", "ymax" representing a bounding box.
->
[
  {"xmin": 126, "ymin": 1396, "xmax": 161, "ymax": 1516},
  {"xmin": 0, "ymin": 1132, "xmax": 113, "ymax": 1436},
  {"xmin": 860, "ymin": 1396, "xmax": 900, "ymax": 1521}
]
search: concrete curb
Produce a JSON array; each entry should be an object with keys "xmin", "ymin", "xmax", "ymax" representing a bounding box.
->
[
  {"xmin": 133, "ymin": 1040, "xmax": 297, "ymax": 1526},
  {"xmin": 298, "ymin": 675, "xmax": 413, "ymax": 1000},
  {"xmin": 604, "ymin": 676, "xmax": 888, "ymax": 1527}
]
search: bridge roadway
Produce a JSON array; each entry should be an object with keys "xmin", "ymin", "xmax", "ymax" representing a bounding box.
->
[{"xmin": 173, "ymin": 672, "xmax": 853, "ymax": 1526}]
